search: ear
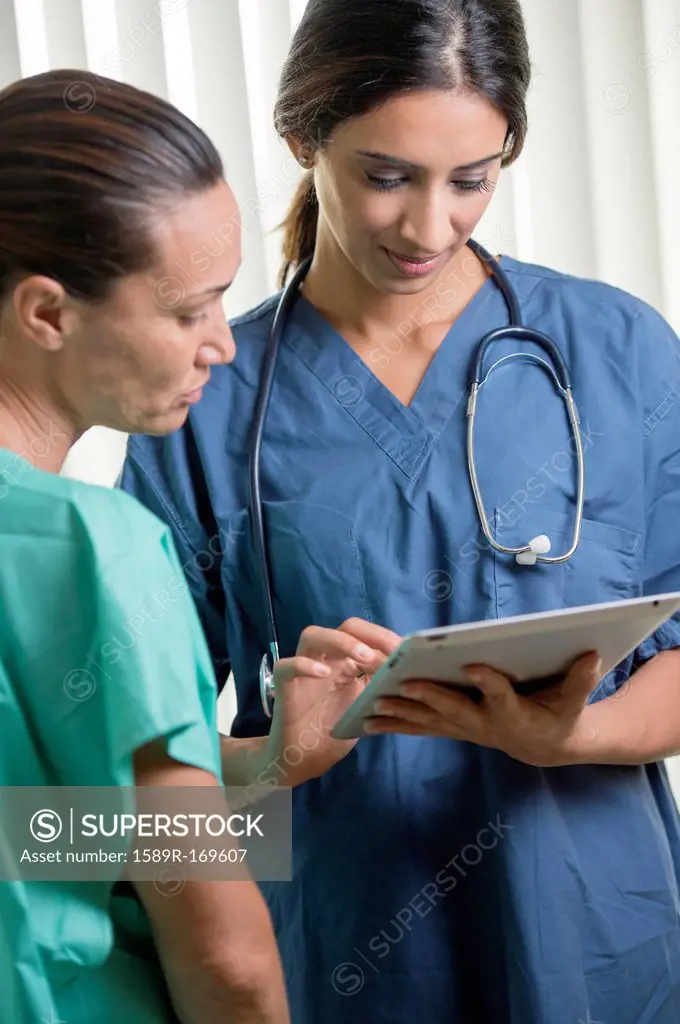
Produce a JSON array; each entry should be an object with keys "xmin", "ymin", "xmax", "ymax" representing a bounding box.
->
[
  {"xmin": 285, "ymin": 135, "xmax": 315, "ymax": 170},
  {"xmin": 11, "ymin": 276, "xmax": 79, "ymax": 352}
]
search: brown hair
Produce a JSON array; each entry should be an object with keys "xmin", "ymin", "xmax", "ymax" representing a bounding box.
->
[
  {"xmin": 0, "ymin": 69, "xmax": 223, "ymax": 302},
  {"xmin": 274, "ymin": 0, "xmax": 531, "ymax": 286}
]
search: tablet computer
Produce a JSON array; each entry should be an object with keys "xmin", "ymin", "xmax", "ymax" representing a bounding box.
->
[{"xmin": 331, "ymin": 591, "xmax": 680, "ymax": 740}]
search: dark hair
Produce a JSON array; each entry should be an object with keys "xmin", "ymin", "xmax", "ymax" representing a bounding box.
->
[
  {"xmin": 275, "ymin": 0, "xmax": 531, "ymax": 285},
  {"xmin": 0, "ymin": 69, "xmax": 224, "ymax": 302}
]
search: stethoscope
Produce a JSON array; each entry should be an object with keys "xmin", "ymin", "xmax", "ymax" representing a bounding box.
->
[{"xmin": 249, "ymin": 239, "xmax": 585, "ymax": 718}]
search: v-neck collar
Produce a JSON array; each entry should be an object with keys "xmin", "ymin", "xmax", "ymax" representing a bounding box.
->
[{"xmin": 284, "ymin": 258, "xmax": 510, "ymax": 479}]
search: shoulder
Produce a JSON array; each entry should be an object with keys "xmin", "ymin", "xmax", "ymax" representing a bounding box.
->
[
  {"xmin": 503, "ymin": 257, "xmax": 680, "ymax": 433},
  {"xmin": 230, "ymin": 291, "xmax": 281, "ymax": 332},
  {"xmin": 6, "ymin": 460, "xmax": 172, "ymax": 565},
  {"xmin": 229, "ymin": 292, "xmax": 281, "ymax": 353},
  {"xmin": 503, "ymin": 255, "xmax": 652, "ymax": 320},
  {"xmin": 69, "ymin": 477, "xmax": 173, "ymax": 556},
  {"xmin": 503, "ymin": 255, "xmax": 679, "ymax": 364}
]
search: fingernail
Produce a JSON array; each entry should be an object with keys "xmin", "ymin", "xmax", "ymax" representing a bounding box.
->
[
  {"xmin": 354, "ymin": 644, "xmax": 374, "ymax": 661},
  {"xmin": 464, "ymin": 668, "xmax": 482, "ymax": 683},
  {"xmin": 591, "ymin": 656, "xmax": 602, "ymax": 676},
  {"xmin": 313, "ymin": 662, "xmax": 332, "ymax": 677}
]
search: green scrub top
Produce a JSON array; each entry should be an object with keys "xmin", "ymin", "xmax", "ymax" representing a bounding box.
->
[{"xmin": 0, "ymin": 447, "xmax": 223, "ymax": 1023}]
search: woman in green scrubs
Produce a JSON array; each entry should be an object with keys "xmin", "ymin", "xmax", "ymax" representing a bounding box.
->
[{"xmin": 0, "ymin": 69, "xmax": 393, "ymax": 1024}]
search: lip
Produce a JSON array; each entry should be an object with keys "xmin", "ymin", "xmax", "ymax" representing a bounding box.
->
[
  {"xmin": 383, "ymin": 247, "xmax": 447, "ymax": 278},
  {"xmin": 183, "ymin": 386, "xmax": 204, "ymax": 405}
]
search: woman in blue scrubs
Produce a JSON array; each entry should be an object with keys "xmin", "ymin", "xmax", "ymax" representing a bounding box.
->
[{"xmin": 122, "ymin": 0, "xmax": 680, "ymax": 1020}]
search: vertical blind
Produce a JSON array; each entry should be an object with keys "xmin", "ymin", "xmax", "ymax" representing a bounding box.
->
[
  {"xmin": 3, "ymin": 0, "xmax": 679, "ymax": 484},
  {"xmin": 3, "ymin": 0, "xmax": 678, "ymax": 336},
  {"xmin": 2, "ymin": 0, "xmax": 680, "ymax": 750}
]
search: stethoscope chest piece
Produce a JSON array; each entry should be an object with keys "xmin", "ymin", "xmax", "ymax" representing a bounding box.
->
[{"xmin": 259, "ymin": 651, "xmax": 276, "ymax": 718}]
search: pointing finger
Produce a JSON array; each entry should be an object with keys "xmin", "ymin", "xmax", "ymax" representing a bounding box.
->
[
  {"xmin": 338, "ymin": 617, "xmax": 402, "ymax": 658},
  {"xmin": 296, "ymin": 624, "xmax": 380, "ymax": 667},
  {"xmin": 274, "ymin": 656, "xmax": 333, "ymax": 684}
]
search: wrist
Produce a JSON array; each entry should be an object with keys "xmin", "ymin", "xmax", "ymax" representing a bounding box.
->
[
  {"xmin": 557, "ymin": 699, "xmax": 643, "ymax": 767},
  {"xmin": 247, "ymin": 735, "xmax": 275, "ymax": 787},
  {"xmin": 259, "ymin": 715, "xmax": 327, "ymax": 789},
  {"xmin": 259, "ymin": 726, "xmax": 312, "ymax": 789},
  {"xmin": 220, "ymin": 735, "xmax": 269, "ymax": 788},
  {"xmin": 556, "ymin": 708, "xmax": 601, "ymax": 766}
]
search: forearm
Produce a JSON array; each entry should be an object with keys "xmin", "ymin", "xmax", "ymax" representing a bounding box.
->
[
  {"xmin": 152, "ymin": 882, "xmax": 290, "ymax": 1024},
  {"xmin": 221, "ymin": 732, "xmax": 305, "ymax": 811},
  {"xmin": 567, "ymin": 650, "xmax": 680, "ymax": 765},
  {"xmin": 168, "ymin": 955, "xmax": 289, "ymax": 1024},
  {"xmin": 220, "ymin": 735, "xmax": 268, "ymax": 787}
]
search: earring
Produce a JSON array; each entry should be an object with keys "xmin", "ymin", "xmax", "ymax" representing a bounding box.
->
[{"xmin": 300, "ymin": 152, "xmax": 313, "ymax": 169}]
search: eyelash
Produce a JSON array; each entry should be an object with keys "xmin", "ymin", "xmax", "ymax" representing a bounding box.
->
[
  {"xmin": 366, "ymin": 174, "xmax": 495, "ymax": 195},
  {"xmin": 177, "ymin": 311, "xmax": 208, "ymax": 327}
]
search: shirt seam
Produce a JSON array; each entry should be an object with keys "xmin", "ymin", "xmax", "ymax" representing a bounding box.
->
[
  {"xmin": 285, "ymin": 343, "xmax": 426, "ymax": 479},
  {"xmin": 124, "ymin": 452, "xmax": 201, "ymax": 558}
]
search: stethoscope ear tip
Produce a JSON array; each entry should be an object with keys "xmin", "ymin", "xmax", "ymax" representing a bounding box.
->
[
  {"xmin": 515, "ymin": 534, "xmax": 551, "ymax": 566},
  {"xmin": 529, "ymin": 534, "xmax": 552, "ymax": 554}
]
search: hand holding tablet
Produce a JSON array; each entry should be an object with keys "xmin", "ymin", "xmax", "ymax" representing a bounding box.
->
[{"xmin": 331, "ymin": 593, "xmax": 680, "ymax": 765}]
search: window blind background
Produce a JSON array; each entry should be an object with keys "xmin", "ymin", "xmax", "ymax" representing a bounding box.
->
[{"xmin": 2, "ymin": 0, "xmax": 679, "ymax": 783}]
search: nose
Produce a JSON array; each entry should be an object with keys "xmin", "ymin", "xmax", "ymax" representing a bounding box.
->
[
  {"xmin": 399, "ymin": 186, "xmax": 453, "ymax": 256},
  {"xmin": 196, "ymin": 320, "xmax": 236, "ymax": 368}
]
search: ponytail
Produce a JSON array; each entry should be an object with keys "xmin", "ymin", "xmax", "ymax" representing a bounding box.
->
[{"xmin": 278, "ymin": 172, "xmax": 318, "ymax": 288}]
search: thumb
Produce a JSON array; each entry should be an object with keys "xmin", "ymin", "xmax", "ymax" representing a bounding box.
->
[{"xmin": 566, "ymin": 651, "xmax": 602, "ymax": 705}]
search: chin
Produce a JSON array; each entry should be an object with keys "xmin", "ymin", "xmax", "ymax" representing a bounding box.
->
[
  {"xmin": 387, "ymin": 276, "xmax": 432, "ymax": 295},
  {"xmin": 129, "ymin": 407, "xmax": 191, "ymax": 437},
  {"xmin": 373, "ymin": 270, "xmax": 432, "ymax": 296}
]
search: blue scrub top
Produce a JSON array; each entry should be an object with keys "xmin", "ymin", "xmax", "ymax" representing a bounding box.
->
[{"xmin": 122, "ymin": 255, "xmax": 680, "ymax": 1024}]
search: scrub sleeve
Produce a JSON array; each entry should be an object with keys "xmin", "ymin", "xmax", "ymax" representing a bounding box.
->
[{"xmin": 0, "ymin": 481, "xmax": 222, "ymax": 1024}]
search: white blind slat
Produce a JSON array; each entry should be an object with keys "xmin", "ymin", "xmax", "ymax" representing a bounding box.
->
[
  {"xmin": 112, "ymin": 0, "xmax": 169, "ymax": 97},
  {"xmin": 187, "ymin": 0, "xmax": 268, "ymax": 317},
  {"xmin": 161, "ymin": 0, "xmax": 198, "ymax": 120},
  {"xmin": 642, "ymin": 0, "xmax": 680, "ymax": 332},
  {"xmin": 0, "ymin": 6, "xmax": 20, "ymax": 90},
  {"xmin": 518, "ymin": 0, "xmax": 598, "ymax": 279},
  {"xmin": 80, "ymin": 0, "xmax": 120, "ymax": 81},
  {"xmin": 288, "ymin": 0, "xmax": 308, "ymax": 35},
  {"xmin": 42, "ymin": 0, "xmax": 88, "ymax": 71},
  {"xmin": 13, "ymin": 0, "xmax": 50, "ymax": 77},
  {"xmin": 239, "ymin": 0, "xmax": 301, "ymax": 292},
  {"xmin": 578, "ymin": 0, "xmax": 663, "ymax": 311}
]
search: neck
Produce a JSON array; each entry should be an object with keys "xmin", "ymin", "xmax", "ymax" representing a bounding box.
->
[
  {"xmin": 0, "ymin": 374, "xmax": 77, "ymax": 474},
  {"xmin": 301, "ymin": 231, "xmax": 490, "ymax": 345}
]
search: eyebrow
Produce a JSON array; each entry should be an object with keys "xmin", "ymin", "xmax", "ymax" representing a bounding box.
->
[
  {"xmin": 355, "ymin": 150, "xmax": 504, "ymax": 172},
  {"xmin": 184, "ymin": 261, "xmax": 242, "ymax": 301},
  {"xmin": 193, "ymin": 283, "xmax": 232, "ymax": 298}
]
